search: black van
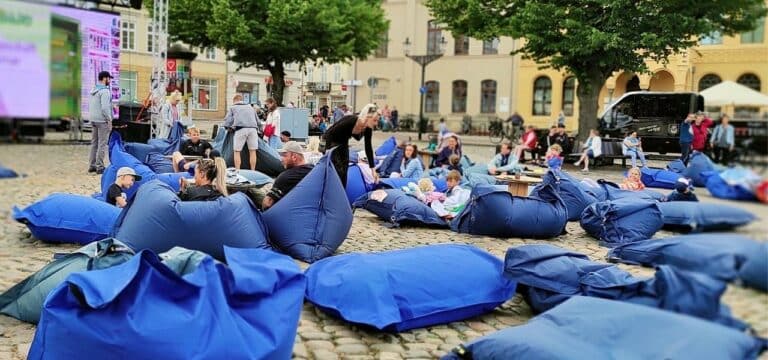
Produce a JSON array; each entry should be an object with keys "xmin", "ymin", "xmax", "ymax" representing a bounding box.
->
[{"xmin": 599, "ymin": 91, "xmax": 767, "ymax": 155}]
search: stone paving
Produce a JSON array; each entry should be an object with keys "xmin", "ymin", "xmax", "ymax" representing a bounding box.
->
[{"xmin": 0, "ymin": 129, "xmax": 766, "ymax": 360}]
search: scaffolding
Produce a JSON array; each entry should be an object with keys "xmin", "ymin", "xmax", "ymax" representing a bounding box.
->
[{"xmin": 148, "ymin": 0, "xmax": 169, "ymax": 138}]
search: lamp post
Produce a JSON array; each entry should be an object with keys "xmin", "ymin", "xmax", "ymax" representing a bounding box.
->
[{"xmin": 403, "ymin": 36, "xmax": 446, "ymax": 140}]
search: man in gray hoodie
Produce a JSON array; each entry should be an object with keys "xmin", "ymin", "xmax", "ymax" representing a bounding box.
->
[
  {"xmin": 88, "ymin": 71, "xmax": 114, "ymax": 174},
  {"xmin": 223, "ymin": 94, "xmax": 259, "ymax": 170}
]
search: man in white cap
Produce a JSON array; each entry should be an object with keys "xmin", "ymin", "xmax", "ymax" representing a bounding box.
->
[
  {"xmin": 262, "ymin": 141, "xmax": 314, "ymax": 210},
  {"xmin": 107, "ymin": 167, "xmax": 142, "ymax": 208}
]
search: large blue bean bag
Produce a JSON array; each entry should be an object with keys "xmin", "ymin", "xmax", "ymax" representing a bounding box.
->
[
  {"xmin": 503, "ymin": 244, "xmax": 743, "ymax": 329},
  {"xmin": 640, "ymin": 167, "xmax": 681, "ymax": 189},
  {"xmin": 352, "ymin": 189, "xmax": 448, "ymax": 228},
  {"xmin": 263, "ymin": 149, "xmax": 353, "ymax": 263},
  {"xmin": 658, "ymin": 201, "xmax": 756, "ymax": 232},
  {"xmin": 346, "ymin": 164, "xmax": 373, "ymax": 204},
  {"xmin": 581, "ymin": 179, "xmax": 665, "ymax": 203},
  {"xmin": 683, "ymin": 152, "xmax": 717, "ymax": 187},
  {"xmin": 462, "ymin": 172, "xmax": 498, "ymax": 188},
  {"xmin": 29, "ymin": 247, "xmax": 306, "ymax": 360},
  {"xmin": 551, "ymin": 170, "xmax": 597, "ymax": 221},
  {"xmin": 608, "ymin": 233, "xmax": 768, "ymax": 292},
  {"xmin": 378, "ymin": 177, "xmax": 448, "ymax": 193},
  {"xmin": 213, "ymin": 127, "xmax": 284, "ymax": 176},
  {"xmin": 667, "ymin": 159, "xmax": 686, "ymax": 173},
  {"xmin": 305, "ymin": 244, "xmax": 516, "ymax": 332},
  {"xmin": 13, "ymin": 194, "xmax": 120, "ymax": 245},
  {"xmin": 112, "ymin": 181, "xmax": 270, "ymax": 261},
  {"xmin": 705, "ymin": 172, "xmax": 758, "ymax": 201},
  {"xmin": 451, "ymin": 172, "xmax": 568, "ymax": 239},
  {"xmin": 375, "ymin": 136, "xmax": 397, "ymax": 157},
  {"xmin": 378, "ymin": 148, "xmax": 404, "ymax": 177},
  {"xmin": 144, "ymin": 152, "xmax": 175, "ymax": 174},
  {"xmin": 441, "ymin": 297, "xmax": 767, "ymax": 360},
  {"xmin": 0, "ymin": 164, "xmax": 19, "ymax": 178},
  {"xmin": 124, "ymin": 142, "xmax": 157, "ymax": 165},
  {"xmin": 580, "ymin": 197, "xmax": 663, "ymax": 247}
]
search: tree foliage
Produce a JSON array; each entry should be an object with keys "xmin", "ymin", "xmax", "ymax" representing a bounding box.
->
[
  {"xmin": 156, "ymin": 0, "xmax": 388, "ymax": 105},
  {"xmin": 426, "ymin": 0, "xmax": 767, "ymax": 138}
]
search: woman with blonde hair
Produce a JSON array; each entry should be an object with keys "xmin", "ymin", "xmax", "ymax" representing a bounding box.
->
[
  {"xmin": 159, "ymin": 90, "xmax": 183, "ymax": 138},
  {"xmin": 322, "ymin": 103, "xmax": 380, "ymax": 187},
  {"xmin": 178, "ymin": 157, "xmax": 229, "ymax": 201}
]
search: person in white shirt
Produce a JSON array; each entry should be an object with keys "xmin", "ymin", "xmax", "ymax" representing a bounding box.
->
[
  {"xmin": 573, "ymin": 129, "xmax": 602, "ymax": 172},
  {"xmin": 264, "ymin": 97, "xmax": 282, "ymax": 149}
]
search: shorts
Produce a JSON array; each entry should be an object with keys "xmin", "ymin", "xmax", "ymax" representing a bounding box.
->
[
  {"xmin": 586, "ymin": 149, "xmax": 595, "ymax": 158},
  {"xmin": 234, "ymin": 127, "xmax": 259, "ymax": 150}
]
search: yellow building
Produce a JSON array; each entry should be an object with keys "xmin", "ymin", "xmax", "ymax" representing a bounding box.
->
[{"xmin": 357, "ymin": 0, "xmax": 768, "ymax": 133}]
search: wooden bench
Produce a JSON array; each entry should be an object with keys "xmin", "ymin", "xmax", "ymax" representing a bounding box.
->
[{"xmin": 565, "ymin": 139, "xmax": 630, "ymax": 167}]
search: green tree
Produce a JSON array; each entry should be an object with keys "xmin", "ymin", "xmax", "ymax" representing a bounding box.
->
[
  {"xmin": 426, "ymin": 0, "xmax": 766, "ymax": 140},
  {"xmin": 158, "ymin": 0, "xmax": 388, "ymax": 106}
]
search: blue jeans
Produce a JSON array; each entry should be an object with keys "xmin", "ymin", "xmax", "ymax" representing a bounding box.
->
[
  {"xmin": 625, "ymin": 149, "xmax": 646, "ymax": 167},
  {"xmin": 680, "ymin": 142, "xmax": 692, "ymax": 165}
]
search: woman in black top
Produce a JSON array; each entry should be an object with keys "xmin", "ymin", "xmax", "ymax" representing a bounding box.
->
[
  {"xmin": 178, "ymin": 157, "xmax": 229, "ymax": 201},
  {"xmin": 322, "ymin": 103, "xmax": 379, "ymax": 187}
]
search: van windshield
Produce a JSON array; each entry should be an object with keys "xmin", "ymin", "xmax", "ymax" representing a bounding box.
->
[{"xmin": 612, "ymin": 94, "xmax": 694, "ymax": 120}]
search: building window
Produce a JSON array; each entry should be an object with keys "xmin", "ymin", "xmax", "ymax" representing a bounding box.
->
[
  {"xmin": 333, "ymin": 64, "xmax": 341, "ymax": 83},
  {"xmin": 119, "ymin": 71, "xmax": 137, "ymax": 102},
  {"xmin": 699, "ymin": 31, "xmax": 722, "ymax": 45},
  {"xmin": 741, "ymin": 17, "xmax": 765, "ymax": 44},
  {"xmin": 533, "ymin": 76, "xmax": 552, "ymax": 115},
  {"xmin": 480, "ymin": 79, "xmax": 497, "ymax": 113},
  {"xmin": 306, "ymin": 64, "xmax": 314, "ymax": 82},
  {"xmin": 146, "ymin": 22, "xmax": 155, "ymax": 53},
  {"xmin": 562, "ymin": 76, "xmax": 576, "ymax": 116},
  {"xmin": 737, "ymin": 73, "xmax": 761, "ymax": 92},
  {"xmin": 192, "ymin": 78, "xmax": 218, "ymax": 110},
  {"xmin": 320, "ymin": 65, "xmax": 328, "ymax": 83},
  {"xmin": 204, "ymin": 47, "xmax": 216, "ymax": 60},
  {"xmin": 454, "ymin": 34, "xmax": 469, "ymax": 55},
  {"xmin": 698, "ymin": 74, "xmax": 722, "ymax": 91},
  {"xmin": 427, "ymin": 20, "xmax": 442, "ymax": 55},
  {"xmin": 375, "ymin": 32, "xmax": 388, "ymax": 58},
  {"xmin": 482, "ymin": 38, "xmax": 499, "ymax": 55},
  {"xmin": 425, "ymin": 81, "xmax": 439, "ymax": 113},
  {"xmin": 121, "ymin": 21, "xmax": 135, "ymax": 50},
  {"xmin": 236, "ymin": 82, "xmax": 259, "ymax": 104},
  {"xmin": 452, "ymin": 80, "xmax": 467, "ymax": 113}
]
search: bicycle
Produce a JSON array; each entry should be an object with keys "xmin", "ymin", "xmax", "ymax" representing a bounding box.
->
[{"xmin": 488, "ymin": 118, "xmax": 520, "ymax": 144}]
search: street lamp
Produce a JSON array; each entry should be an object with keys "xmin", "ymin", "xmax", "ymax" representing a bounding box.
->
[{"xmin": 404, "ymin": 36, "xmax": 446, "ymax": 140}]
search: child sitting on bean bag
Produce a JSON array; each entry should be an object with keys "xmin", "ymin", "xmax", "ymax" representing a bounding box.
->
[
  {"xmin": 665, "ymin": 178, "xmax": 699, "ymax": 202},
  {"xmin": 620, "ymin": 167, "xmax": 645, "ymax": 191},
  {"xmin": 431, "ymin": 170, "xmax": 469, "ymax": 220},
  {"xmin": 545, "ymin": 144, "xmax": 563, "ymax": 170}
]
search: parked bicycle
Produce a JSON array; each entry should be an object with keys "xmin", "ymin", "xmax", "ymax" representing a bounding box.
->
[{"xmin": 488, "ymin": 118, "xmax": 520, "ymax": 144}]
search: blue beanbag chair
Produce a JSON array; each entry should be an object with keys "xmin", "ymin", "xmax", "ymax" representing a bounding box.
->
[
  {"xmin": 552, "ymin": 170, "xmax": 597, "ymax": 221},
  {"xmin": 378, "ymin": 148, "xmax": 404, "ymax": 177},
  {"xmin": 608, "ymin": 233, "xmax": 768, "ymax": 292},
  {"xmin": 263, "ymin": 149, "xmax": 353, "ymax": 263},
  {"xmin": 581, "ymin": 179, "xmax": 665, "ymax": 203},
  {"xmin": 305, "ymin": 244, "xmax": 516, "ymax": 332},
  {"xmin": 124, "ymin": 142, "xmax": 158, "ymax": 165},
  {"xmin": 640, "ymin": 167, "xmax": 681, "ymax": 189},
  {"xmin": 378, "ymin": 177, "xmax": 448, "ymax": 193},
  {"xmin": 0, "ymin": 164, "xmax": 19, "ymax": 178},
  {"xmin": 503, "ymin": 244, "xmax": 743, "ymax": 329},
  {"xmin": 353, "ymin": 189, "xmax": 448, "ymax": 228},
  {"xmin": 580, "ymin": 197, "xmax": 663, "ymax": 247},
  {"xmin": 658, "ymin": 201, "xmax": 756, "ymax": 232},
  {"xmin": 13, "ymin": 194, "xmax": 120, "ymax": 245},
  {"xmin": 29, "ymin": 247, "xmax": 306, "ymax": 360},
  {"xmin": 346, "ymin": 164, "xmax": 373, "ymax": 204},
  {"xmin": 667, "ymin": 159, "xmax": 686, "ymax": 173},
  {"xmin": 451, "ymin": 172, "xmax": 568, "ymax": 239},
  {"xmin": 144, "ymin": 152, "xmax": 175, "ymax": 174},
  {"xmin": 213, "ymin": 127, "xmax": 284, "ymax": 176},
  {"xmin": 113, "ymin": 180, "xmax": 270, "ymax": 261},
  {"xmin": 375, "ymin": 136, "xmax": 397, "ymax": 157},
  {"xmin": 684, "ymin": 152, "xmax": 717, "ymax": 187},
  {"xmin": 705, "ymin": 172, "xmax": 758, "ymax": 201},
  {"xmin": 441, "ymin": 296, "xmax": 767, "ymax": 360}
]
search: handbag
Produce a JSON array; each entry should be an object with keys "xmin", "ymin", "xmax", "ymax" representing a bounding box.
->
[{"xmin": 263, "ymin": 123, "xmax": 275, "ymax": 138}]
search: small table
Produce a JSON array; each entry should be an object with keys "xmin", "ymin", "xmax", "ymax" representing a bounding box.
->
[
  {"xmin": 496, "ymin": 175, "xmax": 543, "ymax": 197},
  {"xmin": 418, "ymin": 150, "xmax": 438, "ymax": 168}
]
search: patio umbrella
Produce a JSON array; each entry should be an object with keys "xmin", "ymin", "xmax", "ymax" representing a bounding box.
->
[{"xmin": 700, "ymin": 80, "xmax": 768, "ymax": 107}]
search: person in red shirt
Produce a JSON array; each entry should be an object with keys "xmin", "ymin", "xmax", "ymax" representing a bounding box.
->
[
  {"xmin": 691, "ymin": 111, "xmax": 713, "ymax": 152},
  {"xmin": 514, "ymin": 125, "xmax": 538, "ymax": 160}
]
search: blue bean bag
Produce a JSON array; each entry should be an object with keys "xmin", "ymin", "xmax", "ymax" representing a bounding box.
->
[
  {"xmin": 378, "ymin": 148, "xmax": 404, "ymax": 178},
  {"xmin": 113, "ymin": 180, "xmax": 270, "ymax": 261},
  {"xmin": 0, "ymin": 164, "xmax": 19, "ymax": 178},
  {"xmin": 213, "ymin": 127, "xmax": 284, "ymax": 176},
  {"xmin": 462, "ymin": 172, "xmax": 498, "ymax": 188},
  {"xmin": 29, "ymin": 247, "xmax": 306, "ymax": 360},
  {"xmin": 263, "ymin": 149, "xmax": 353, "ymax": 263},
  {"xmin": 705, "ymin": 172, "xmax": 758, "ymax": 201},
  {"xmin": 608, "ymin": 233, "xmax": 768, "ymax": 292},
  {"xmin": 683, "ymin": 152, "xmax": 717, "ymax": 187},
  {"xmin": 640, "ymin": 167, "xmax": 681, "ymax": 189},
  {"xmin": 13, "ymin": 194, "xmax": 120, "ymax": 245},
  {"xmin": 580, "ymin": 197, "xmax": 663, "ymax": 247},
  {"xmin": 346, "ymin": 164, "xmax": 373, "ymax": 204},
  {"xmin": 451, "ymin": 172, "xmax": 568, "ymax": 239},
  {"xmin": 378, "ymin": 177, "xmax": 448, "ymax": 193},
  {"xmin": 305, "ymin": 244, "xmax": 516, "ymax": 332},
  {"xmin": 124, "ymin": 142, "xmax": 157, "ymax": 165},
  {"xmin": 144, "ymin": 152, "xmax": 175, "ymax": 174},
  {"xmin": 503, "ymin": 244, "xmax": 743, "ymax": 329},
  {"xmin": 375, "ymin": 136, "xmax": 397, "ymax": 157},
  {"xmin": 237, "ymin": 169, "xmax": 273, "ymax": 186},
  {"xmin": 352, "ymin": 189, "xmax": 448, "ymax": 228},
  {"xmin": 581, "ymin": 179, "xmax": 665, "ymax": 203},
  {"xmin": 441, "ymin": 297, "xmax": 767, "ymax": 360},
  {"xmin": 551, "ymin": 170, "xmax": 597, "ymax": 221},
  {"xmin": 658, "ymin": 201, "xmax": 756, "ymax": 232},
  {"xmin": 667, "ymin": 159, "xmax": 686, "ymax": 173}
]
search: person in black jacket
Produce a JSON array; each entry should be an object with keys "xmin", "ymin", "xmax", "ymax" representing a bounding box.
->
[{"xmin": 322, "ymin": 103, "xmax": 379, "ymax": 187}]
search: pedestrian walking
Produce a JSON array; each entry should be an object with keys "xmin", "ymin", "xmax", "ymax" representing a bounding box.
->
[{"xmin": 88, "ymin": 71, "xmax": 114, "ymax": 174}]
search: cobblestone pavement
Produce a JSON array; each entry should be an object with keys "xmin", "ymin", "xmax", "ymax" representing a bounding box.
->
[{"xmin": 0, "ymin": 130, "xmax": 766, "ymax": 360}]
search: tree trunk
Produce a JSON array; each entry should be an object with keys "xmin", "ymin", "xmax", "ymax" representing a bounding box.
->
[
  {"xmin": 576, "ymin": 70, "xmax": 610, "ymax": 143},
  {"xmin": 269, "ymin": 62, "xmax": 286, "ymax": 106}
]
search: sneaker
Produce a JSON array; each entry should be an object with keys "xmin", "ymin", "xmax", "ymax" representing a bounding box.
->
[
  {"xmin": 88, "ymin": 167, "xmax": 97, "ymax": 173},
  {"xmin": 95, "ymin": 168, "xmax": 105, "ymax": 175},
  {"xmin": 573, "ymin": 161, "xmax": 581, "ymax": 166}
]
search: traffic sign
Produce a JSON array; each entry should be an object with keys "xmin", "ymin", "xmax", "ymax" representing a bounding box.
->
[
  {"xmin": 419, "ymin": 86, "xmax": 427, "ymax": 94},
  {"xmin": 367, "ymin": 77, "xmax": 378, "ymax": 88}
]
